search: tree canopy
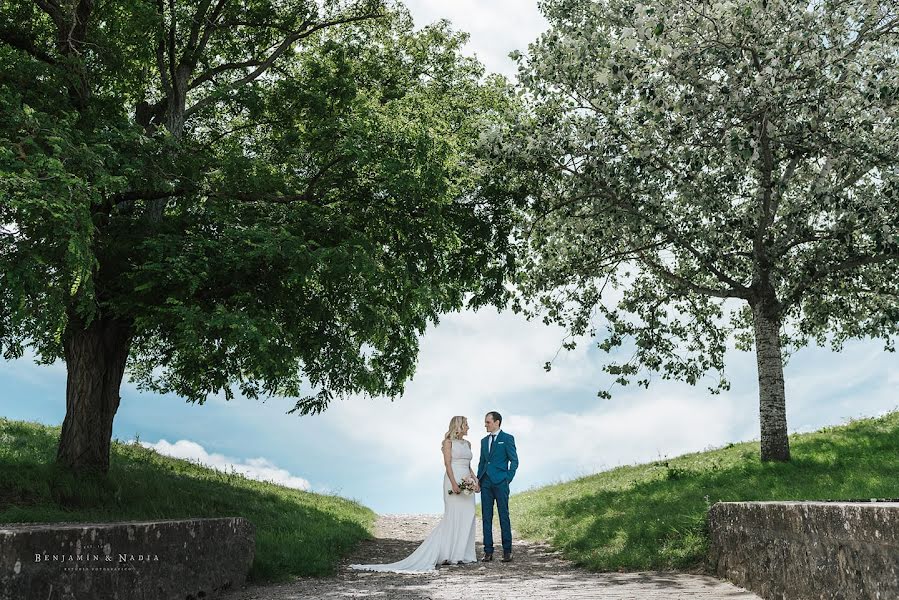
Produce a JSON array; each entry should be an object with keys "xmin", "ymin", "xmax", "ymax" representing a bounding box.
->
[
  {"xmin": 486, "ymin": 0, "xmax": 899, "ymax": 460},
  {"xmin": 1, "ymin": 0, "xmax": 517, "ymax": 471}
]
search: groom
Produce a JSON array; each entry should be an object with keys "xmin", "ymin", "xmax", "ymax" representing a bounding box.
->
[{"xmin": 477, "ymin": 411, "xmax": 519, "ymax": 563}]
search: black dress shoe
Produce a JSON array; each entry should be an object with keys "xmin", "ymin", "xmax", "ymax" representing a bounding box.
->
[
  {"xmin": 481, "ymin": 553, "xmax": 493, "ymax": 562},
  {"xmin": 501, "ymin": 552, "xmax": 512, "ymax": 562}
]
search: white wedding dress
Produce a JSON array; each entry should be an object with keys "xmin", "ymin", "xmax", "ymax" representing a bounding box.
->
[{"xmin": 348, "ymin": 439, "xmax": 478, "ymax": 573}]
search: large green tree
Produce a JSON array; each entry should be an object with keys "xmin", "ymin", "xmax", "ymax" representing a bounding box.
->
[
  {"xmin": 487, "ymin": 0, "xmax": 898, "ymax": 461},
  {"xmin": 1, "ymin": 0, "xmax": 514, "ymax": 473}
]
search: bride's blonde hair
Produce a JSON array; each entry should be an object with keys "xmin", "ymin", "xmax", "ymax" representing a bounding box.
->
[{"xmin": 443, "ymin": 416, "xmax": 468, "ymax": 446}]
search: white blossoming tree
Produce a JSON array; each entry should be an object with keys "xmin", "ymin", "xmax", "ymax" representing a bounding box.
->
[{"xmin": 489, "ymin": 0, "xmax": 899, "ymax": 461}]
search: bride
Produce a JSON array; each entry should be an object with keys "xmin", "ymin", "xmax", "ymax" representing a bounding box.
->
[{"xmin": 348, "ymin": 415, "xmax": 480, "ymax": 573}]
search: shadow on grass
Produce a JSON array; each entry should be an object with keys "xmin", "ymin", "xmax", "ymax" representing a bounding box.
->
[
  {"xmin": 0, "ymin": 418, "xmax": 376, "ymax": 582},
  {"xmin": 517, "ymin": 413, "xmax": 899, "ymax": 572}
]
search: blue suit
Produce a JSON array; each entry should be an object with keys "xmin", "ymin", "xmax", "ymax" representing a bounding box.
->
[{"xmin": 477, "ymin": 430, "xmax": 518, "ymax": 555}]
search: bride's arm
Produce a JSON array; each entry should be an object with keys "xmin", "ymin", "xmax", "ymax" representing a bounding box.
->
[
  {"xmin": 443, "ymin": 440, "xmax": 461, "ymax": 493},
  {"xmin": 467, "ymin": 442, "xmax": 480, "ymax": 491}
]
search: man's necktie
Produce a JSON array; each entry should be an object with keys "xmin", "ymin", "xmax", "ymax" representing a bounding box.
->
[{"xmin": 489, "ymin": 433, "xmax": 496, "ymax": 454}]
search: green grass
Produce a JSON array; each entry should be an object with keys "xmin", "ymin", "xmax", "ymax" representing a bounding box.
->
[
  {"xmin": 0, "ymin": 417, "xmax": 377, "ymax": 582},
  {"xmin": 5, "ymin": 412, "xmax": 898, "ymax": 580},
  {"xmin": 509, "ymin": 411, "xmax": 899, "ymax": 573}
]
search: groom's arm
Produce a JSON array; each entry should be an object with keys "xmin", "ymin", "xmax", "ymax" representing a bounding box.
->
[
  {"xmin": 506, "ymin": 435, "xmax": 519, "ymax": 483},
  {"xmin": 477, "ymin": 439, "xmax": 486, "ymax": 479}
]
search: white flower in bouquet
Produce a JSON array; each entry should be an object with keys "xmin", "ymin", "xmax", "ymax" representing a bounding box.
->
[{"xmin": 449, "ymin": 475, "xmax": 477, "ymax": 495}]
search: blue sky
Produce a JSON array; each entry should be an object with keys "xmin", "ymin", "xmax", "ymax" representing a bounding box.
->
[{"xmin": 2, "ymin": 2, "xmax": 897, "ymax": 515}]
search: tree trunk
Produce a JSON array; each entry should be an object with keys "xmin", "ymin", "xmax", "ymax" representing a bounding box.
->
[
  {"xmin": 751, "ymin": 302, "xmax": 791, "ymax": 462},
  {"xmin": 56, "ymin": 311, "xmax": 133, "ymax": 474}
]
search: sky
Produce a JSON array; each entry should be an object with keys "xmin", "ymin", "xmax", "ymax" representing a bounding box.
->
[{"xmin": 1, "ymin": 2, "xmax": 897, "ymax": 515}]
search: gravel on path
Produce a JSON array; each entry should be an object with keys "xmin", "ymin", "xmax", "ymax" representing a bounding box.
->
[{"xmin": 227, "ymin": 513, "xmax": 761, "ymax": 599}]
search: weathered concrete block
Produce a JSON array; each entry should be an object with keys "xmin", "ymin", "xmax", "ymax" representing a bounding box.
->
[
  {"xmin": 0, "ymin": 517, "xmax": 254, "ymax": 600},
  {"xmin": 708, "ymin": 501, "xmax": 899, "ymax": 600}
]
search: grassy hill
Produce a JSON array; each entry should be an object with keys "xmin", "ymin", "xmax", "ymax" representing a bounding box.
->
[
  {"xmin": 508, "ymin": 410, "xmax": 899, "ymax": 572},
  {"xmin": 0, "ymin": 418, "xmax": 376, "ymax": 582}
]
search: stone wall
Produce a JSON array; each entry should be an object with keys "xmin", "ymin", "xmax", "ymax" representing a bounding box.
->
[
  {"xmin": 708, "ymin": 501, "xmax": 899, "ymax": 600},
  {"xmin": 0, "ymin": 517, "xmax": 255, "ymax": 600}
]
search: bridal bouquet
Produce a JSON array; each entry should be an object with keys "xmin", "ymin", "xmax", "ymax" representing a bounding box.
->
[{"xmin": 449, "ymin": 475, "xmax": 477, "ymax": 495}]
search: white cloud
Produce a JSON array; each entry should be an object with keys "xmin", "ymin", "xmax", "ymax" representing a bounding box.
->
[
  {"xmin": 135, "ymin": 438, "xmax": 313, "ymax": 491},
  {"xmin": 0, "ymin": 349, "xmax": 67, "ymax": 385},
  {"xmin": 415, "ymin": 307, "xmax": 595, "ymax": 393},
  {"xmin": 508, "ymin": 389, "xmax": 746, "ymax": 482},
  {"xmin": 326, "ymin": 307, "xmax": 599, "ymax": 480},
  {"xmin": 322, "ymin": 301, "xmax": 897, "ymax": 509},
  {"xmin": 404, "ymin": 0, "xmax": 549, "ymax": 78},
  {"xmin": 783, "ymin": 339, "xmax": 899, "ymax": 432},
  {"xmin": 328, "ymin": 305, "xmax": 720, "ymax": 487}
]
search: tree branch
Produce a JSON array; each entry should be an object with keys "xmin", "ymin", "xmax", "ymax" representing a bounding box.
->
[
  {"xmin": 194, "ymin": 0, "xmax": 230, "ymax": 58},
  {"xmin": 108, "ymin": 155, "xmax": 348, "ymax": 208},
  {"xmin": 167, "ymin": 0, "xmax": 177, "ymax": 93},
  {"xmin": 199, "ymin": 117, "xmax": 290, "ymax": 146},
  {"xmin": 670, "ymin": 228, "xmax": 751, "ymax": 293},
  {"xmin": 186, "ymin": 0, "xmax": 212, "ymax": 56},
  {"xmin": 32, "ymin": 0, "xmax": 61, "ymax": 20},
  {"xmin": 0, "ymin": 27, "xmax": 57, "ymax": 64},
  {"xmin": 612, "ymin": 194, "xmax": 752, "ymax": 294},
  {"xmin": 579, "ymin": 239, "xmax": 673, "ymax": 274},
  {"xmin": 299, "ymin": 154, "xmax": 346, "ymax": 198},
  {"xmin": 771, "ymin": 156, "xmax": 800, "ymax": 213},
  {"xmin": 636, "ymin": 249, "xmax": 746, "ymax": 300},
  {"xmin": 107, "ymin": 186, "xmax": 313, "ymax": 207},
  {"xmin": 755, "ymin": 110, "xmax": 775, "ymax": 241},
  {"xmin": 155, "ymin": 0, "xmax": 172, "ymax": 97},
  {"xmin": 532, "ymin": 179, "xmax": 753, "ymax": 296},
  {"xmin": 109, "ymin": 187, "xmax": 188, "ymax": 206},
  {"xmin": 775, "ymin": 231, "xmax": 838, "ymax": 258},
  {"xmin": 783, "ymin": 251, "xmax": 899, "ymax": 309},
  {"xmin": 217, "ymin": 18, "xmax": 301, "ymax": 34},
  {"xmin": 854, "ymin": 287, "xmax": 899, "ymax": 300},
  {"xmin": 188, "ymin": 58, "xmax": 266, "ymax": 91},
  {"xmin": 183, "ymin": 11, "xmax": 384, "ymax": 119}
]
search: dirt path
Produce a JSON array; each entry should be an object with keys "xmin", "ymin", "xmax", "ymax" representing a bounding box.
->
[{"xmin": 228, "ymin": 513, "xmax": 761, "ymax": 599}]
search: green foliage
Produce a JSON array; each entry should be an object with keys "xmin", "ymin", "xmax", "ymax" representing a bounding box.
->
[
  {"xmin": 510, "ymin": 410, "xmax": 899, "ymax": 571},
  {"xmin": 1, "ymin": 1, "xmax": 517, "ymax": 413},
  {"xmin": 487, "ymin": 0, "xmax": 899, "ymax": 395},
  {"xmin": 0, "ymin": 417, "xmax": 378, "ymax": 581}
]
